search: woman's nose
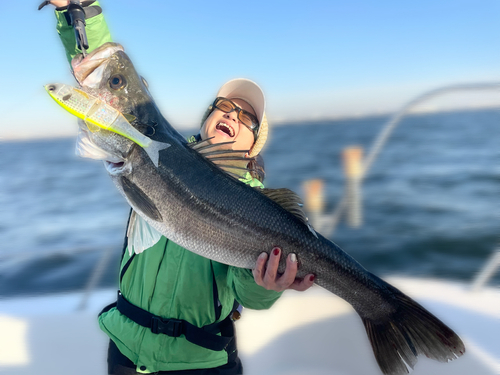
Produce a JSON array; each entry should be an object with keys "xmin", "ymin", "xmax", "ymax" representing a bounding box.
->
[{"xmin": 224, "ymin": 111, "xmax": 238, "ymax": 122}]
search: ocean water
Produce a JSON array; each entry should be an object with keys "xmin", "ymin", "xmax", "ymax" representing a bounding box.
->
[{"xmin": 1, "ymin": 108, "xmax": 498, "ymax": 297}]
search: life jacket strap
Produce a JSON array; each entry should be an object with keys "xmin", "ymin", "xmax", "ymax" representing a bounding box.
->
[{"xmin": 115, "ymin": 291, "xmax": 235, "ymax": 352}]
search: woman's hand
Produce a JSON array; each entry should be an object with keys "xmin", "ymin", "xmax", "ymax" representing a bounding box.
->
[
  {"xmin": 252, "ymin": 247, "xmax": 315, "ymax": 292},
  {"xmin": 48, "ymin": 1, "xmax": 70, "ymax": 7}
]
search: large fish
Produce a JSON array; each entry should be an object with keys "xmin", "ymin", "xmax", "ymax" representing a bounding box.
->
[{"xmin": 50, "ymin": 43, "xmax": 465, "ymax": 375}]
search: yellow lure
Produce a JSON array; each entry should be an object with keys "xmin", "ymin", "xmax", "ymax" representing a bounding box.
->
[{"xmin": 45, "ymin": 83, "xmax": 152, "ymax": 148}]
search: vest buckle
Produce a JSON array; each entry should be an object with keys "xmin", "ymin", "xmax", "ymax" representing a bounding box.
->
[{"xmin": 151, "ymin": 317, "xmax": 183, "ymax": 337}]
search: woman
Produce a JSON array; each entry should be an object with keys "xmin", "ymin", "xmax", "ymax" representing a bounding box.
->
[{"xmin": 45, "ymin": 1, "xmax": 314, "ymax": 374}]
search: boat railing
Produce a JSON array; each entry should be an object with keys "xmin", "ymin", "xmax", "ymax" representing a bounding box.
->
[
  {"xmin": 311, "ymin": 82, "xmax": 500, "ymax": 237},
  {"xmin": 471, "ymin": 247, "xmax": 500, "ymax": 291},
  {"xmin": 303, "ymin": 82, "xmax": 500, "ymax": 290}
]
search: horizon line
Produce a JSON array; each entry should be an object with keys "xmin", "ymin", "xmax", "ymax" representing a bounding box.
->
[{"xmin": 2, "ymin": 103, "xmax": 497, "ymax": 143}]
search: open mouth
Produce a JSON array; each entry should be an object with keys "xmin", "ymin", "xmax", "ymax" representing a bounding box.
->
[
  {"xmin": 71, "ymin": 43, "xmax": 125, "ymax": 87},
  {"xmin": 216, "ymin": 122, "xmax": 235, "ymax": 137},
  {"xmin": 104, "ymin": 160, "xmax": 128, "ymax": 175}
]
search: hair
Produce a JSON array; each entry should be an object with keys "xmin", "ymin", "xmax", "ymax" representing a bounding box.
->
[{"xmin": 248, "ymin": 154, "xmax": 266, "ymax": 182}]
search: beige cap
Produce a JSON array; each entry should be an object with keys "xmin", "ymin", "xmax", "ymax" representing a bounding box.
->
[
  {"xmin": 216, "ymin": 78, "xmax": 266, "ymax": 128},
  {"xmin": 217, "ymin": 79, "xmax": 268, "ymax": 157}
]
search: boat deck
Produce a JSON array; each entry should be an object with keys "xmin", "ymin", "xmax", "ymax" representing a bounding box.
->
[{"xmin": 0, "ymin": 277, "xmax": 498, "ymax": 375}]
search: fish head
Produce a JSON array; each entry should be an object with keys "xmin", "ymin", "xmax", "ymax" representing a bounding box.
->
[
  {"xmin": 72, "ymin": 43, "xmax": 152, "ymax": 114},
  {"xmin": 71, "ymin": 42, "xmax": 172, "ymax": 176}
]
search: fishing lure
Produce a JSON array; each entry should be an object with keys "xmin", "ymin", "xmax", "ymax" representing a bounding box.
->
[{"xmin": 45, "ymin": 83, "xmax": 152, "ymax": 148}]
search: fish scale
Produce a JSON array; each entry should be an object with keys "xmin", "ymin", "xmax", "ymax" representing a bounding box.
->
[{"xmin": 49, "ymin": 42, "xmax": 466, "ymax": 375}]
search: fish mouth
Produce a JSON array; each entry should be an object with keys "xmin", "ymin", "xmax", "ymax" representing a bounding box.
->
[
  {"xmin": 103, "ymin": 141, "xmax": 136, "ymax": 176},
  {"xmin": 76, "ymin": 121, "xmax": 131, "ymax": 176},
  {"xmin": 104, "ymin": 160, "xmax": 130, "ymax": 176},
  {"xmin": 216, "ymin": 122, "xmax": 235, "ymax": 137},
  {"xmin": 71, "ymin": 43, "xmax": 125, "ymax": 87}
]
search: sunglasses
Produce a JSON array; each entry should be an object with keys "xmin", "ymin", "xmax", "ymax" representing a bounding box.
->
[{"xmin": 212, "ymin": 97, "xmax": 260, "ymax": 138}]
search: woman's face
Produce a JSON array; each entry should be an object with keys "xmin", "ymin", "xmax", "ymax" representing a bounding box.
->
[{"xmin": 200, "ymin": 98, "xmax": 256, "ymax": 152}]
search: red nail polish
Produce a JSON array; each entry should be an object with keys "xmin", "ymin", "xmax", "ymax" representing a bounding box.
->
[
  {"xmin": 309, "ymin": 275, "xmax": 315, "ymax": 282},
  {"xmin": 273, "ymin": 247, "xmax": 280, "ymax": 256}
]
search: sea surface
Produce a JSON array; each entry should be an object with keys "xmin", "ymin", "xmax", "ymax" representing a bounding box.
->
[{"xmin": 1, "ymin": 108, "xmax": 499, "ymax": 297}]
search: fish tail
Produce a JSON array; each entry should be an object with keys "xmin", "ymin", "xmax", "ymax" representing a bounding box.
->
[{"xmin": 361, "ymin": 283, "xmax": 465, "ymax": 375}]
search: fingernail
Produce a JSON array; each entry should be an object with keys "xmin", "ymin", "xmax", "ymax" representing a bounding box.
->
[
  {"xmin": 259, "ymin": 252, "xmax": 268, "ymax": 259},
  {"xmin": 272, "ymin": 247, "xmax": 280, "ymax": 256},
  {"xmin": 309, "ymin": 275, "xmax": 315, "ymax": 282},
  {"xmin": 290, "ymin": 253, "xmax": 297, "ymax": 263}
]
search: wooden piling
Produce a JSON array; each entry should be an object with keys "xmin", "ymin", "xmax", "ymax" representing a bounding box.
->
[
  {"xmin": 302, "ymin": 179, "xmax": 325, "ymax": 229},
  {"xmin": 342, "ymin": 146, "xmax": 363, "ymax": 227}
]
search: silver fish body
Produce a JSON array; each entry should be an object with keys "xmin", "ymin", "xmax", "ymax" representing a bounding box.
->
[{"xmin": 66, "ymin": 43, "xmax": 465, "ymax": 375}]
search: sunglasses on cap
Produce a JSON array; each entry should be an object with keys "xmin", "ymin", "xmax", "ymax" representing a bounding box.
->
[{"xmin": 212, "ymin": 97, "xmax": 260, "ymax": 138}]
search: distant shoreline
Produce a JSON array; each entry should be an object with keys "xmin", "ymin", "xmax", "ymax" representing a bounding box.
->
[{"xmin": 2, "ymin": 105, "xmax": 498, "ymax": 143}]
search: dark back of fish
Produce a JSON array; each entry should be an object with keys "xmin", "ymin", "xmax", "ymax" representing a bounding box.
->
[{"xmin": 76, "ymin": 44, "xmax": 466, "ymax": 375}]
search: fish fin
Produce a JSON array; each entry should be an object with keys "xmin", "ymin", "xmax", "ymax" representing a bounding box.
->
[
  {"xmin": 189, "ymin": 139, "xmax": 252, "ymax": 178},
  {"xmin": 120, "ymin": 176, "xmax": 163, "ymax": 221},
  {"xmin": 188, "ymin": 137, "xmax": 215, "ymax": 150},
  {"xmin": 209, "ymin": 163, "xmax": 248, "ymax": 172},
  {"xmin": 144, "ymin": 140, "xmax": 171, "ymax": 168},
  {"xmin": 308, "ymin": 222, "xmax": 318, "ymax": 238},
  {"xmin": 224, "ymin": 171, "xmax": 247, "ymax": 180},
  {"xmin": 259, "ymin": 188, "xmax": 318, "ymax": 237},
  {"xmin": 188, "ymin": 137, "xmax": 235, "ymax": 153},
  {"xmin": 210, "ymin": 155, "xmax": 251, "ymax": 178},
  {"xmin": 211, "ymin": 164, "xmax": 262, "ymax": 181},
  {"xmin": 126, "ymin": 211, "xmax": 137, "ymax": 238},
  {"xmin": 123, "ymin": 113, "xmax": 137, "ymax": 123},
  {"xmin": 127, "ymin": 210, "xmax": 162, "ymax": 255},
  {"xmin": 76, "ymin": 122, "xmax": 122, "ymax": 162},
  {"xmin": 85, "ymin": 119, "xmax": 101, "ymax": 133},
  {"xmin": 361, "ymin": 280, "xmax": 465, "ymax": 375}
]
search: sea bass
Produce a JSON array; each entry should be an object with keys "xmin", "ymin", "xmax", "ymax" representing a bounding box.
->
[{"xmin": 51, "ymin": 43, "xmax": 465, "ymax": 375}]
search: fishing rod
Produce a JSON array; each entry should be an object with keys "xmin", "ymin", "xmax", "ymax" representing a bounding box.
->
[
  {"xmin": 39, "ymin": 0, "xmax": 89, "ymax": 56},
  {"xmin": 67, "ymin": 0, "xmax": 89, "ymax": 56}
]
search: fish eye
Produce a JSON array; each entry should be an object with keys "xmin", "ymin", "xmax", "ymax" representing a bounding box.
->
[
  {"xmin": 109, "ymin": 74, "xmax": 126, "ymax": 90},
  {"xmin": 141, "ymin": 76, "xmax": 149, "ymax": 88}
]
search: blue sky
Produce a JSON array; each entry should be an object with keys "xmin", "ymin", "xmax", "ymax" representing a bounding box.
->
[{"xmin": 0, "ymin": 0, "xmax": 498, "ymax": 140}]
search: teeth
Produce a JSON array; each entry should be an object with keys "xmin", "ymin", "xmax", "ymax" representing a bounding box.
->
[{"xmin": 216, "ymin": 122, "xmax": 234, "ymax": 137}]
